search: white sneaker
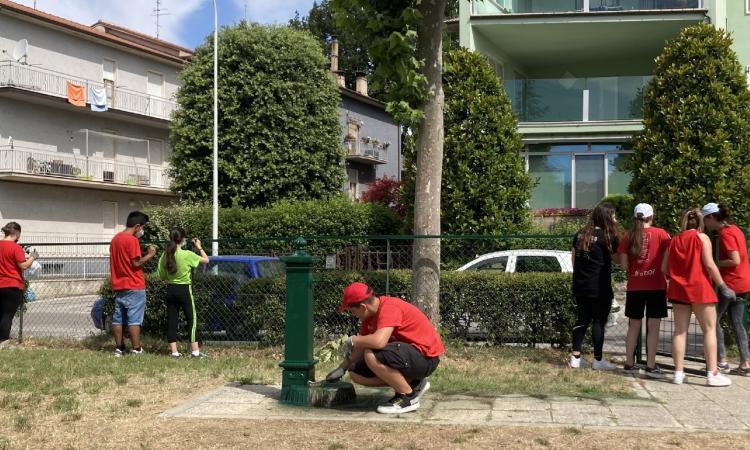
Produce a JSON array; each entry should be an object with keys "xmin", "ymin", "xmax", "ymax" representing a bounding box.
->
[
  {"xmin": 592, "ymin": 358, "xmax": 617, "ymax": 371},
  {"xmin": 672, "ymin": 371, "xmax": 685, "ymax": 385},
  {"xmin": 114, "ymin": 348, "xmax": 124, "ymax": 357},
  {"xmin": 131, "ymin": 348, "xmax": 144, "ymax": 356},
  {"xmin": 569, "ymin": 355, "xmax": 587, "ymax": 368},
  {"xmin": 707, "ymin": 372, "xmax": 732, "ymax": 387}
]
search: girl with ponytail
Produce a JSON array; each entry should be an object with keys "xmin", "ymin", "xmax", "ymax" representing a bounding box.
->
[
  {"xmin": 156, "ymin": 228, "xmax": 209, "ymax": 358},
  {"xmin": 616, "ymin": 204, "xmax": 670, "ymax": 378},
  {"xmin": 665, "ymin": 208, "xmax": 734, "ymax": 386}
]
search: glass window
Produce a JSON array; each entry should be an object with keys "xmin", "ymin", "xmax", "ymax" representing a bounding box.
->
[
  {"xmin": 470, "ymin": 256, "xmax": 508, "ymax": 272},
  {"xmin": 529, "ymin": 154, "xmax": 572, "ymax": 208},
  {"xmin": 525, "ymin": 78, "xmax": 584, "ymax": 122},
  {"xmin": 515, "ymin": 256, "xmax": 562, "ymax": 273},
  {"xmin": 204, "ymin": 261, "xmax": 249, "ymax": 283},
  {"xmin": 528, "ymin": 144, "xmax": 588, "ymax": 154},
  {"xmin": 608, "ymin": 153, "xmax": 632, "ymax": 195},
  {"xmin": 575, "ymin": 154, "xmax": 605, "ymax": 208}
]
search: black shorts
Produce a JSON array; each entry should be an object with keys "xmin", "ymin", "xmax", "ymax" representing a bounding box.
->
[
  {"xmin": 350, "ymin": 341, "xmax": 440, "ymax": 381},
  {"xmin": 625, "ymin": 290, "xmax": 668, "ymax": 319}
]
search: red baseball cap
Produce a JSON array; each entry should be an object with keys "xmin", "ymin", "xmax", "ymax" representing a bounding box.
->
[{"xmin": 339, "ymin": 282, "xmax": 374, "ymax": 313}]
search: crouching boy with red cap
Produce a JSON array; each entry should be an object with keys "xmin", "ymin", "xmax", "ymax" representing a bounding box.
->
[{"xmin": 326, "ymin": 282, "xmax": 444, "ymax": 414}]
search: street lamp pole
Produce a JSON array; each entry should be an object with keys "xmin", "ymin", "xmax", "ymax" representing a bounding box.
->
[{"xmin": 211, "ymin": 0, "xmax": 219, "ymax": 256}]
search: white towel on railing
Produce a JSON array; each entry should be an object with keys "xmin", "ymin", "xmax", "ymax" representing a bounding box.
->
[{"xmin": 88, "ymin": 85, "xmax": 108, "ymax": 112}]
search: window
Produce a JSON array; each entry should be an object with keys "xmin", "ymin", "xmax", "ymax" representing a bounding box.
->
[
  {"xmin": 515, "ymin": 256, "xmax": 561, "ymax": 273},
  {"xmin": 525, "ymin": 142, "xmax": 632, "ymax": 208},
  {"xmin": 347, "ymin": 169, "xmax": 359, "ymax": 200},
  {"xmin": 256, "ymin": 260, "xmax": 285, "ymax": 278},
  {"xmin": 470, "ymin": 256, "xmax": 508, "ymax": 272},
  {"xmin": 147, "ymin": 138, "xmax": 164, "ymax": 166},
  {"xmin": 102, "ymin": 59, "xmax": 116, "ymax": 106},
  {"xmin": 102, "ymin": 201, "xmax": 117, "ymax": 234},
  {"xmin": 346, "ymin": 122, "xmax": 360, "ymax": 155},
  {"xmin": 147, "ymin": 71, "xmax": 164, "ymax": 98}
]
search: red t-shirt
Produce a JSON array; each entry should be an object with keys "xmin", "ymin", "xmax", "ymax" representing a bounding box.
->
[
  {"xmin": 718, "ymin": 225, "xmax": 750, "ymax": 294},
  {"xmin": 0, "ymin": 240, "xmax": 26, "ymax": 290},
  {"xmin": 359, "ymin": 296, "xmax": 445, "ymax": 358},
  {"xmin": 109, "ymin": 232, "xmax": 144, "ymax": 291},
  {"xmin": 617, "ymin": 227, "xmax": 670, "ymax": 291},
  {"xmin": 667, "ymin": 229, "xmax": 717, "ymax": 304}
]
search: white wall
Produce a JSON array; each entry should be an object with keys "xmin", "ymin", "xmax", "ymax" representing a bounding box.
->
[
  {"xmin": 0, "ymin": 14, "xmax": 181, "ymax": 99},
  {"xmin": 0, "ymin": 180, "xmax": 172, "ymax": 237}
]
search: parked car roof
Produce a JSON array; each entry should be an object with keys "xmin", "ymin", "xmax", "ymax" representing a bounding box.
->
[{"xmin": 456, "ymin": 249, "xmax": 572, "ymax": 272}]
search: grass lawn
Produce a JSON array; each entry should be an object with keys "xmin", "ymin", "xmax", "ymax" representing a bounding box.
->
[{"xmin": 0, "ymin": 336, "xmax": 705, "ymax": 449}]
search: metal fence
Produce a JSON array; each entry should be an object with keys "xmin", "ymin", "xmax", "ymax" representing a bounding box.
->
[{"xmin": 8, "ymin": 235, "xmax": 719, "ymax": 361}]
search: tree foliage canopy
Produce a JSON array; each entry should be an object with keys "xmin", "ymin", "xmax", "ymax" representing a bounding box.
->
[
  {"xmin": 169, "ymin": 24, "xmax": 345, "ymax": 208},
  {"xmin": 628, "ymin": 24, "xmax": 750, "ymax": 231},
  {"xmin": 403, "ymin": 48, "xmax": 533, "ymax": 234}
]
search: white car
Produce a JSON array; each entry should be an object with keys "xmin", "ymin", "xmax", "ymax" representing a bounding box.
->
[{"xmin": 456, "ymin": 249, "xmax": 573, "ymax": 273}]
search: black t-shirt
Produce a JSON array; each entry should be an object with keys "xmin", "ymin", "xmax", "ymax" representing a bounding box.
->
[{"xmin": 572, "ymin": 228, "xmax": 619, "ymax": 299}]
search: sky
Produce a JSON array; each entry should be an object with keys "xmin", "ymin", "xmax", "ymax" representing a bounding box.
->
[{"xmin": 14, "ymin": 0, "xmax": 318, "ymax": 49}]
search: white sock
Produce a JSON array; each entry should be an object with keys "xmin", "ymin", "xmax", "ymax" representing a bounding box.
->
[
  {"xmin": 192, "ymin": 350, "xmax": 200, "ymax": 356},
  {"xmin": 171, "ymin": 351, "xmax": 180, "ymax": 356},
  {"xmin": 675, "ymin": 370, "xmax": 685, "ymax": 378}
]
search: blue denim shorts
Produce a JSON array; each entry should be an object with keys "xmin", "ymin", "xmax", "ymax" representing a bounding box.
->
[{"xmin": 112, "ymin": 290, "xmax": 147, "ymax": 326}]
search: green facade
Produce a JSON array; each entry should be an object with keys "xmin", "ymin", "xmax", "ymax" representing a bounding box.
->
[{"xmin": 460, "ymin": 0, "xmax": 750, "ymax": 209}]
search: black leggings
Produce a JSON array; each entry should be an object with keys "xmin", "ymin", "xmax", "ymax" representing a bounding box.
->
[
  {"xmin": 572, "ymin": 296, "xmax": 612, "ymax": 360},
  {"xmin": 0, "ymin": 287, "xmax": 23, "ymax": 341},
  {"xmin": 166, "ymin": 284, "xmax": 197, "ymax": 344}
]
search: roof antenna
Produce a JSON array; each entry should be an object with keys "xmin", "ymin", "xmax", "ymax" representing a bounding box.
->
[{"xmin": 152, "ymin": 0, "xmax": 171, "ymax": 39}]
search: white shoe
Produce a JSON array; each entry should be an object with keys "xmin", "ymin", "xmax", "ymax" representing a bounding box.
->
[
  {"xmin": 672, "ymin": 371, "xmax": 685, "ymax": 385},
  {"xmin": 592, "ymin": 358, "xmax": 617, "ymax": 371},
  {"xmin": 569, "ymin": 355, "xmax": 587, "ymax": 368},
  {"xmin": 707, "ymin": 372, "xmax": 732, "ymax": 387}
]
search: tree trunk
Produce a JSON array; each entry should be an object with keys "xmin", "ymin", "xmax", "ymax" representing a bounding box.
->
[{"xmin": 412, "ymin": 0, "xmax": 445, "ymax": 324}]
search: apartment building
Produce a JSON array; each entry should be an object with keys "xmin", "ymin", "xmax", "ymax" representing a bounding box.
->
[
  {"xmin": 331, "ymin": 41, "xmax": 402, "ymax": 201},
  {"xmin": 458, "ymin": 0, "xmax": 750, "ymax": 209},
  {"xmin": 0, "ymin": 0, "xmax": 191, "ymax": 242}
]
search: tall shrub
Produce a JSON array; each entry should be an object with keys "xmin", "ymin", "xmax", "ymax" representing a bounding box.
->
[
  {"xmin": 169, "ymin": 24, "xmax": 345, "ymax": 207},
  {"xmin": 628, "ymin": 24, "xmax": 750, "ymax": 231},
  {"xmin": 403, "ymin": 48, "xmax": 533, "ymax": 234}
]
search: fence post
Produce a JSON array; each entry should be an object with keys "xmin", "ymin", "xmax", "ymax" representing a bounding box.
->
[
  {"xmin": 385, "ymin": 238, "xmax": 391, "ymax": 296},
  {"xmin": 278, "ymin": 237, "xmax": 317, "ymax": 406},
  {"xmin": 18, "ymin": 302, "xmax": 24, "ymax": 344}
]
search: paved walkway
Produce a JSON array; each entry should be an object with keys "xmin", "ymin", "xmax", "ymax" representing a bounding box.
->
[{"xmin": 162, "ymin": 372, "xmax": 750, "ymax": 432}]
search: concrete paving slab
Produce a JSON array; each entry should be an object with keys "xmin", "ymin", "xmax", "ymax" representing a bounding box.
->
[
  {"xmin": 428, "ymin": 408, "xmax": 491, "ymax": 424},
  {"xmin": 490, "ymin": 409, "xmax": 552, "ymax": 424},
  {"xmin": 608, "ymin": 405, "xmax": 682, "ymax": 429},
  {"xmin": 492, "ymin": 397, "xmax": 550, "ymax": 411},
  {"xmin": 433, "ymin": 399, "xmax": 493, "ymax": 411}
]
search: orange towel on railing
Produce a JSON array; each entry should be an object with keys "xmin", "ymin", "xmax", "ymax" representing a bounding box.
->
[{"xmin": 66, "ymin": 81, "xmax": 86, "ymax": 107}]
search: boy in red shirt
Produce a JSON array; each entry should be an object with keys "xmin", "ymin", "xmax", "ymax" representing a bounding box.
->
[
  {"xmin": 110, "ymin": 211, "xmax": 156, "ymax": 356},
  {"xmin": 328, "ymin": 282, "xmax": 444, "ymax": 414}
]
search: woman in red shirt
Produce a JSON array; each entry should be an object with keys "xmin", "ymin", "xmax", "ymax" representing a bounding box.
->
[
  {"xmin": 0, "ymin": 222, "xmax": 37, "ymax": 348},
  {"xmin": 702, "ymin": 203, "xmax": 750, "ymax": 376},
  {"xmin": 617, "ymin": 203, "xmax": 670, "ymax": 378},
  {"xmin": 665, "ymin": 209, "xmax": 734, "ymax": 386}
]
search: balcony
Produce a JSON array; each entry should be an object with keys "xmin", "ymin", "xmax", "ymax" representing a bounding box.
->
[
  {"xmin": 472, "ymin": 0, "xmax": 702, "ymax": 15},
  {"xmin": 345, "ymin": 138, "xmax": 388, "ymax": 165},
  {"xmin": 504, "ymin": 75, "xmax": 652, "ymax": 122},
  {"xmin": 0, "ymin": 61, "xmax": 177, "ymax": 121},
  {"xmin": 0, "ymin": 146, "xmax": 171, "ymax": 193}
]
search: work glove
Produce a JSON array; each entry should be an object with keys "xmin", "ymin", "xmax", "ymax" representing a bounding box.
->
[
  {"xmin": 325, "ymin": 366, "xmax": 346, "ymax": 382},
  {"xmin": 718, "ymin": 284, "xmax": 737, "ymax": 303},
  {"xmin": 27, "ymin": 248, "xmax": 39, "ymax": 260},
  {"xmin": 341, "ymin": 335, "xmax": 354, "ymax": 360}
]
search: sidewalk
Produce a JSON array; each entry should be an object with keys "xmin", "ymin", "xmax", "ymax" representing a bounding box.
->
[{"xmin": 161, "ymin": 372, "xmax": 750, "ymax": 432}]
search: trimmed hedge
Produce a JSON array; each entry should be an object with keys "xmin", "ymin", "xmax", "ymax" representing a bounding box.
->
[
  {"xmin": 235, "ymin": 269, "xmax": 576, "ymax": 346},
  {"xmin": 100, "ymin": 273, "xmax": 239, "ymax": 340},
  {"xmin": 144, "ymin": 196, "xmax": 402, "ymax": 242}
]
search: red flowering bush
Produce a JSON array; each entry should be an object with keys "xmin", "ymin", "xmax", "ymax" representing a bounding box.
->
[{"xmin": 361, "ymin": 176, "xmax": 405, "ymax": 217}]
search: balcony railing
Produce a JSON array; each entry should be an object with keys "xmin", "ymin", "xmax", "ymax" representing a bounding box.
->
[
  {"xmin": 345, "ymin": 141, "xmax": 388, "ymax": 165},
  {"xmin": 0, "ymin": 146, "xmax": 170, "ymax": 190},
  {"xmin": 472, "ymin": 0, "xmax": 702, "ymax": 14},
  {"xmin": 504, "ymin": 75, "xmax": 652, "ymax": 122},
  {"xmin": 0, "ymin": 61, "xmax": 177, "ymax": 121}
]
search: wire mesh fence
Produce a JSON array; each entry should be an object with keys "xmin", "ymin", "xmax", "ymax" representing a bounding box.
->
[{"xmin": 8, "ymin": 234, "xmax": 732, "ymax": 362}]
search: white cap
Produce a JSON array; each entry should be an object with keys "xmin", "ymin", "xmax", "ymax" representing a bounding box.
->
[
  {"xmin": 701, "ymin": 202, "xmax": 719, "ymax": 216},
  {"xmin": 634, "ymin": 203, "xmax": 653, "ymax": 219}
]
